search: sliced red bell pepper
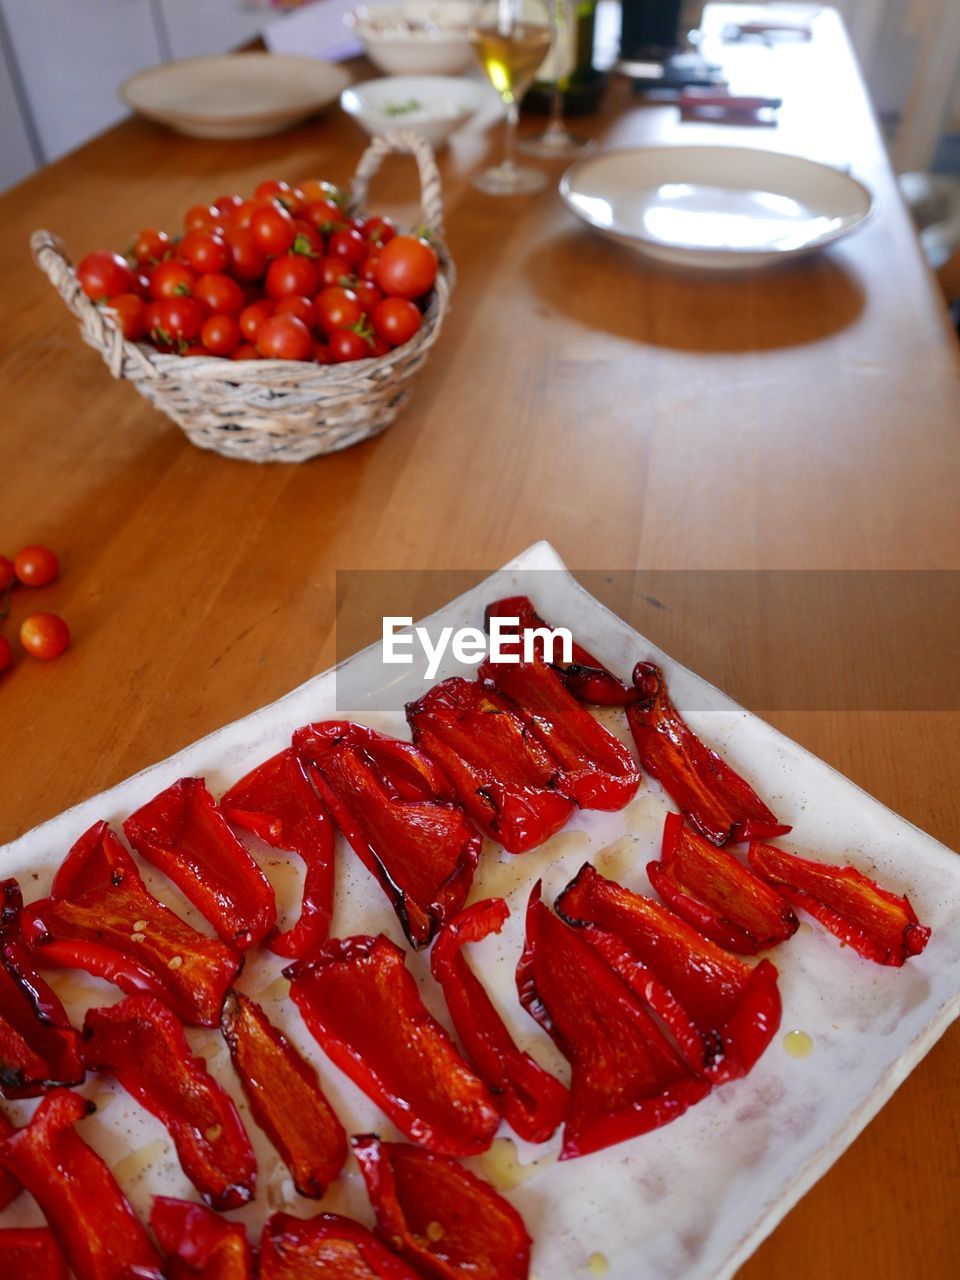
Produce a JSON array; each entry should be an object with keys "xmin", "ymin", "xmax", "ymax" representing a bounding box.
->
[
  {"xmin": 259, "ymin": 1212, "xmax": 422, "ymax": 1280},
  {"xmin": 484, "ymin": 595, "xmax": 631, "ymax": 706},
  {"xmin": 293, "ymin": 722, "xmax": 480, "ymax": 948},
  {"xmin": 430, "ymin": 898, "xmax": 567, "ymax": 1143},
  {"xmin": 151, "ymin": 1196, "xmax": 254, "ymax": 1280},
  {"xmin": 405, "ymin": 678, "xmax": 575, "ymax": 853},
  {"xmin": 286, "ymin": 934, "xmax": 499, "ymax": 1156},
  {"xmin": 220, "ymin": 748, "xmax": 335, "ymax": 960},
  {"xmin": 124, "ymin": 777, "xmax": 276, "ymax": 950},
  {"xmin": 0, "ymin": 1109, "xmax": 20, "ymax": 1209},
  {"xmin": 648, "ymin": 813, "xmax": 798, "ymax": 954},
  {"xmin": 220, "ymin": 991, "xmax": 346, "ymax": 1198},
  {"xmin": 353, "ymin": 1134, "xmax": 531, "ymax": 1280},
  {"xmin": 21, "ymin": 820, "xmax": 241, "ymax": 1028},
  {"xmin": 0, "ymin": 1228, "xmax": 68, "ymax": 1280},
  {"xmin": 82, "ymin": 994, "xmax": 256, "ymax": 1210},
  {"xmin": 0, "ymin": 878, "xmax": 84, "ymax": 1099},
  {"xmin": 0, "ymin": 1088, "xmax": 164, "ymax": 1280},
  {"xmin": 516, "ymin": 882, "xmax": 711, "ymax": 1160},
  {"xmin": 748, "ymin": 843, "xmax": 931, "ymax": 966},
  {"xmin": 626, "ymin": 661, "xmax": 791, "ymax": 846},
  {"xmin": 479, "ymin": 651, "xmax": 641, "ymax": 810},
  {"xmin": 556, "ymin": 863, "xmax": 781, "ymax": 1082}
]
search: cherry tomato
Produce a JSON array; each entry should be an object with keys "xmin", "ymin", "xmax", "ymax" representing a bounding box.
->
[
  {"xmin": 314, "ymin": 341, "xmax": 333, "ymax": 364},
  {"xmin": 201, "ymin": 314, "xmax": 242, "ymax": 357},
  {"xmin": 250, "ymin": 203, "xmax": 295, "ymax": 256},
  {"xmin": 374, "ymin": 235, "xmax": 437, "ymax": 300},
  {"xmin": 149, "ymin": 260, "xmax": 197, "ymax": 300},
  {"xmin": 225, "ymin": 228, "xmax": 268, "ymax": 283},
  {"xmin": 291, "ymin": 220, "xmax": 324, "ymax": 256},
  {"xmin": 181, "ymin": 345, "xmax": 210, "ymax": 357},
  {"xmin": 372, "ymin": 296, "xmax": 422, "ymax": 347},
  {"xmin": 228, "ymin": 200, "xmax": 258, "ymax": 231},
  {"xmin": 14, "ymin": 545, "xmax": 59, "ymax": 587},
  {"xmin": 20, "ymin": 613, "xmax": 70, "ymax": 660},
  {"xmin": 313, "ymin": 286, "xmax": 362, "ymax": 336},
  {"xmin": 362, "ymin": 215, "xmax": 397, "ymax": 246},
  {"xmin": 0, "ymin": 635, "xmax": 11, "ymax": 674},
  {"xmin": 194, "ymin": 273, "xmax": 245, "ymax": 316},
  {"xmin": 231, "ymin": 343, "xmax": 261, "ymax": 361},
  {"xmin": 255, "ymin": 314, "xmax": 313, "ymax": 361},
  {"xmin": 143, "ymin": 300, "xmax": 167, "ymax": 343},
  {"xmin": 132, "ymin": 228, "xmax": 171, "ymax": 265},
  {"xmin": 300, "ymin": 179, "xmax": 345, "ymax": 207},
  {"xmin": 328, "ymin": 228, "xmax": 366, "ymax": 268},
  {"xmin": 107, "ymin": 293, "xmax": 147, "ymax": 341},
  {"xmin": 255, "ymin": 179, "xmax": 305, "ymax": 214},
  {"xmin": 358, "ymin": 252, "xmax": 381, "ymax": 283},
  {"xmin": 329, "ymin": 328, "xmax": 373, "ymax": 363},
  {"xmin": 239, "ymin": 299, "xmax": 276, "ymax": 342},
  {"xmin": 275, "ymin": 295, "xmax": 316, "ymax": 328},
  {"xmin": 77, "ymin": 252, "xmax": 137, "ymax": 301},
  {"xmin": 214, "ymin": 193, "xmax": 243, "ymax": 215},
  {"xmin": 184, "ymin": 203, "xmax": 222, "ymax": 232},
  {"xmin": 156, "ymin": 296, "xmax": 206, "ymax": 344},
  {"xmin": 178, "ymin": 231, "xmax": 230, "ymax": 275},
  {"xmin": 265, "ymin": 253, "xmax": 320, "ymax": 300},
  {"xmin": 371, "ymin": 334, "xmax": 391, "ymax": 357},
  {"xmin": 0, "ymin": 555, "xmax": 16, "ymax": 591},
  {"xmin": 303, "ymin": 198, "xmax": 343, "ymax": 231},
  {"xmin": 352, "ymin": 281, "xmax": 383, "ymax": 314},
  {"xmin": 316, "ymin": 255, "xmax": 353, "ymax": 289}
]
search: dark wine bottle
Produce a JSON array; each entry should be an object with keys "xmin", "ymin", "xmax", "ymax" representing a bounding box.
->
[{"xmin": 524, "ymin": 0, "xmax": 607, "ymax": 117}]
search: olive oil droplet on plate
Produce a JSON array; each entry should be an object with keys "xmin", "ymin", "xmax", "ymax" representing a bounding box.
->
[{"xmin": 783, "ymin": 1029, "xmax": 814, "ymax": 1058}]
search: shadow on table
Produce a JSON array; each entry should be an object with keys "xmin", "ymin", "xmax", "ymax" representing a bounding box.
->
[{"xmin": 524, "ymin": 228, "xmax": 866, "ymax": 352}]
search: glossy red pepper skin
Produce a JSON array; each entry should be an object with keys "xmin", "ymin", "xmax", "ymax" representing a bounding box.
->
[
  {"xmin": 626, "ymin": 662, "xmax": 792, "ymax": 846},
  {"xmin": 484, "ymin": 595, "xmax": 631, "ymax": 706},
  {"xmin": 405, "ymin": 678, "xmax": 575, "ymax": 853},
  {"xmin": 430, "ymin": 898, "xmax": 567, "ymax": 1143},
  {"xmin": 0, "ymin": 1089, "xmax": 164, "ymax": 1280},
  {"xmin": 556, "ymin": 864, "xmax": 781, "ymax": 1082},
  {"xmin": 353, "ymin": 1134, "xmax": 532, "ymax": 1280},
  {"xmin": 478, "ymin": 651, "xmax": 641, "ymax": 810},
  {"xmin": 221, "ymin": 748, "xmax": 335, "ymax": 960},
  {"xmin": 516, "ymin": 882, "xmax": 711, "ymax": 1160},
  {"xmin": 220, "ymin": 991, "xmax": 346, "ymax": 1198},
  {"xmin": 648, "ymin": 813, "xmax": 798, "ymax": 955},
  {"xmin": 0, "ymin": 879, "xmax": 84, "ymax": 1099},
  {"xmin": 259, "ymin": 1212, "xmax": 422, "ymax": 1279},
  {"xmin": 748, "ymin": 843, "xmax": 931, "ymax": 966},
  {"xmin": 0, "ymin": 1228, "xmax": 68, "ymax": 1280},
  {"xmin": 124, "ymin": 777, "xmax": 276, "ymax": 950},
  {"xmin": 151, "ymin": 1196, "xmax": 254, "ymax": 1280},
  {"xmin": 293, "ymin": 722, "xmax": 480, "ymax": 948},
  {"xmin": 21, "ymin": 821, "xmax": 241, "ymax": 1027},
  {"xmin": 286, "ymin": 934, "xmax": 499, "ymax": 1156},
  {"xmin": 0, "ymin": 1109, "xmax": 20, "ymax": 1209},
  {"xmin": 82, "ymin": 994, "xmax": 257, "ymax": 1210}
]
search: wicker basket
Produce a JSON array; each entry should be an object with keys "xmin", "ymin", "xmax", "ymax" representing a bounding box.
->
[{"xmin": 32, "ymin": 131, "xmax": 452, "ymax": 463}]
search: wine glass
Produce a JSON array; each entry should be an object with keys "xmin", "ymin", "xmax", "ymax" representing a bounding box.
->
[
  {"xmin": 470, "ymin": 0, "xmax": 552, "ymax": 196},
  {"xmin": 518, "ymin": 0, "xmax": 591, "ymax": 158}
]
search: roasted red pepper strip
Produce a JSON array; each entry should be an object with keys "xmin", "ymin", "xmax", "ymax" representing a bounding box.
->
[
  {"xmin": 124, "ymin": 777, "xmax": 276, "ymax": 950},
  {"xmin": 21, "ymin": 821, "xmax": 241, "ymax": 1027},
  {"xmin": 293, "ymin": 722, "xmax": 480, "ymax": 948},
  {"xmin": 353, "ymin": 1135, "xmax": 532, "ymax": 1280},
  {"xmin": 0, "ymin": 1088, "xmax": 164, "ymax": 1280},
  {"xmin": 0, "ymin": 879, "xmax": 84, "ymax": 1099},
  {"xmin": 259, "ymin": 1212, "xmax": 422, "ymax": 1280},
  {"xmin": 516, "ymin": 882, "xmax": 710, "ymax": 1159},
  {"xmin": 430, "ymin": 898, "xmax": 567, "ymax": 1143},
  {"xmin": 151, "ymin": 1196, "xmax": 254, "ymax": 1280},
  {"xmin": 0, "ymin": 1228, "xmax": 68, "ymax": 1280},
  {"xmin": 405, "ymin": 678, "xmax": 575, "ymax": 853},
  {"xmin": 556, "ymin": 864, "xmax": 781, "ymax": 1082},
  {"xmin": 484, "ymin": 595, "xmax": 631, "ymax": 706},
  {"xmin": 220, "ymin": 748, "xmax": 335, "ymax": 960},
  {"xmin": 626, "ymin": 661, "xmax": 791, "ymax": 846},
  {"xmin": 220, "ymin": 991, "xmax": 346, "ymax": 1198},
  {"xmin": 82, "ymin": 994, "xmax": 256, "ymax": 1210},
  {"xmin": 0, "ymin": 1109, "xmax": 20, "ymax": 1209},
  {"xmin": 286, "ymin": 934, "xmax": 499, "ymax": 1156},
  {"xmin": 648, "ymin": 813, "xmax": 798, "ymax": 955},
  {"xmin": 748, "ymin": 843, "xmax": 931, "ymax": 966},
  {"xmin": 479, "ymin": 651, "xmax": 641, "ymax": 810}
]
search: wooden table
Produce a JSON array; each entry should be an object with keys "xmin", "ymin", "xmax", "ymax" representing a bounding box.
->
[{"xmin": 0, "ymin": 5, "xmax": 957, "ymax": 1276}]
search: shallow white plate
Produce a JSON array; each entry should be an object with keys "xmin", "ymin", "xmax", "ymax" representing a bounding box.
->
[
  {"xmin": 1, "ymin": 542, "xmax": 957, "ymax": 1279},
  {"xmin": 560, "ymin": 145, "xmax": 873, "ymax": 270},
  {"xmin": 121, "ymin": 53, "xmax": 351, "ymax": 139}
]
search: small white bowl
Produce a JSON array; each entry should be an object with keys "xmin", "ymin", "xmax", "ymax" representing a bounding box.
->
[
  {"xmin": 341, "ymin": 75, "xmax": 486, "ymax": 148},
  {"xmin": 347, "ymin": 1, "xmax": 474, "ymax": 76}
]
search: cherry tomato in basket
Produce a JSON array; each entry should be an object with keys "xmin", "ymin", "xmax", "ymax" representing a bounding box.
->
[
  {"xmin": 303, "ymin": 199, "xmax": 343, "ymax": 231},
  {"xmin": 291, "ymin": 220, "xmax": 324, "ymax": 256},
  {"xmin": 106, "ymin": 293, "xmax": 147, "ymax": 341},
  {"xmin": 178, "ymin": 231, "xmax": 230, "ymax": 275},
  {"xmin": 374, "ymin": 235, "xmax": 437, "ymax": 300},
  {"xmin": 255, "ymin": 314, "xmax": 313, "ymax": 362},
  {"xmin": 14, "ymin": 545, "xmax": 59, "ymax": 588},
  {"xmin": 314, "ymin": 287, "xmax": 362, "ymax": 337},
  {"xmin": 150, "ymin": 260, "xmax": 197, "ymax": 300},
  {"xmin": 132, "ymin": 228, "xmax": 171, "ymax": 266},
  {"xmin": 0, "ymin": 555, "xmax": 16, "ymax": 591},
  {"xmin": 20, "ymin": 613, "xmax": 70, "ymax": 660},
  {"xmin": 362, "ymin": 215, "xmax": 397, "ymax": 247},
  {"xmin": 227, "ymin": 200, "xmax": 258, "ymax": 232},
  {"xmin": 316, "ymin": 255, "xmax": 353, "ymax": 289},
  {"xmin": 0, "ymin": 635, "xmax": 11, "ymax": 674},
  {"xmin": 231, "ymin": 343, "xmax": 261, "ymax": 361},
  {"xmin": 214, "ymin": 193, "xmax": 244, "ymax": 215},
  {"xmin": 275, "ymin": 295, "xmax": 316, "ymax": 328},
  {"xmin": 372, "ymin": 296, "xmax": 422, "ymax": 347},
  {"xmin": 328, "ymin": 228, "xmax": 366, "ymax": 268},
  {"xmin": 265, "ymin": 253, "xmax": 320, "ymax": 300},
  {"xmin": 358, "ymin": 252, "xmax": 381, "ymax": 284},
  {"xmin": 301, "ymin": 178, "xmax": 346, "ymax": 206},
  {"xmin": 194, "ymin": 273, "xmax": 245, "ymax": 316},
  {"xmin": 156, "ymin": 296, "xmax": 206, "ymax": 344},
  {"xmin": 182, "ymin": 345, "xmax": 210, "ymax": 357},
  {"xmin": 143, "ymin": 300, "xmax": 166, "ymax": 341},
  {"xmin": 329, "ymin": 328, "xmax": 373, "ymax": 363},
  {"xmin": 184, "ymin": 203, "xmax": 222, "ymax": 233},
  {"xmin": 225, "ymin": 228, "xmax": 268, "ymax": 283},
  {"xmin": 201, "ymin": 314, "xmax": 242, "ymax": 357},
  {"xmin": 313, "ymin": 341, "xmax": 333, "ymax": 364},
  {"xmin": 255, "ymin": 179, "xmax": 305, "ymax": 214},
  {"xmin": 352, "ymin": 281, "xmax": 383, "ymax": 314},
  {"xmin": 77, "ymin": 252, "xmax": 137, "ymax": 301},
  {"xmin": 239, "ymin": 299, "xmax": 276, "ymax": 342},
  {"xmin": 250, "ymin": 203, "xmax": 295, "ymax": 256}
]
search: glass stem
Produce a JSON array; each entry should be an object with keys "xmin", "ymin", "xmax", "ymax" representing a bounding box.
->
[
  {"xmin": 548, "ymin": 79, "xmax": 565, "ymax": 134},
  {"xmin": 504, "ymin": 100, "xmax": 519, "ymax": 172}
]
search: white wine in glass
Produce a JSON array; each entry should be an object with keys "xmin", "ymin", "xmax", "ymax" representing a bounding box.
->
[{"xmin": 470, "ymin": 0, "xmax": 552, "ymax": 196}]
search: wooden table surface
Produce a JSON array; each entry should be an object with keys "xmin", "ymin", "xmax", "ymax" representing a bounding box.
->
[{"xmin": 1, "ymin": 4, "xmax": 958, "ymax": 1275}]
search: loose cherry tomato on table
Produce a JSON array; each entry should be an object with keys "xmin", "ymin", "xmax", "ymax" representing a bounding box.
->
[
  {"xmin": 328, "ymin": 228, "xmax": 367, "ymax": 268},
  {"xmin": 132, "ymin": 228, "xmax": 171, "ymax": 266},
  {"xmin": 255, "ymin": 314, "xmax": 313, "ymax": 361},
  {"xmin": 265, "ymin": 253, "xmax": 320, "ymax": 300},
  {"xmin": 149, "ymin": 260, "xmax": 197, "ymax": 300},
  {"xmin": 14, "ymin": 545, "xmax": 59, "ymax": 587},
  {"xmin": 239, "ymin": 299, "xmax": 276, "ymax": 342},
  {"xmin": 374, "ymin": 235, "xmax": 438, "ymax": 300},
  {"xmin": 201, "ymin": 314, "xmax": 242, "ymax": 357},
  {"xmin": 77, "ymin": 252, "xmax": 137, "ymax": 301},
  {"xmin": 106, "ymin": 294, "xmax": 147, "ymax": 341},
  {"xmin": 313, "ymin": 286, "xmax": 362, "ymax": 336},
  {"xmin": 156, "ymin": 296, "xmax": 206, "ymax": 344},
  {"xmin": 250, "ymin": 203, "xmax": 296, "ymax": 256},
  {"xmin": 178, "ymin": 231, "xmax": 230, "ymax": 275},
  {"xmin": 275, "ymin": 295, "xmax": 316, "ymax": 328},
  {"xmin": 20, "ymin": 613, "xmax": 70, "ymax": 660},
  {"xmin": 329, "ymin": 328, "xmax": 374, "ymax": 363},
  {"xmin": 225, "ymin": 228, "xmax": 268, "ymax": 283},
  {"xmin": 194, "ymin": 273, "xmax": 245, "ymax": 316},
  {"xmin": 372, "ymin": 297, "xmax": 422, "ymax": 347},
  {"xmin": 0, "ymin": 635, "xmax": 11, "ymax": 673}
]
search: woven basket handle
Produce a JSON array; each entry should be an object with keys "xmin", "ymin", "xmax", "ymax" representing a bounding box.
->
[{"xmin": 350, "ymin": 131, "xmax": 447, "ymax": 251}]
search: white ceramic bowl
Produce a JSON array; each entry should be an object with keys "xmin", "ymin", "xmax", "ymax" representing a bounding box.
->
[
  {"xmin": 347, "ymin": 1, "xmax": 474, "ymax": 76},
  {"xmin": 341, "ymin": 74, "xmax": 485, "ymax": 147}
]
